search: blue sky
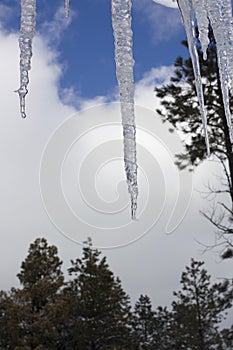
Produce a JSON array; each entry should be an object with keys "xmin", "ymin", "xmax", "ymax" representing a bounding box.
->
[
  {"xmin": 55, "ymin": 0, "xmax": 187, "ymax": 99},
  {"xmin": 1, "ymin": 0, "xmax": 187, "ymax": 100}
]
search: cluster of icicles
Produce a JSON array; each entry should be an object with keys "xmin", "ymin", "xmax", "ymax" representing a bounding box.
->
[{"xmin": 16, "ymin": 0, "xmax": 233, "ymax": 219}]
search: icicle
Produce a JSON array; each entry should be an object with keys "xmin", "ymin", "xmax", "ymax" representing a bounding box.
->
[
  {"xmin": 16, "ymin": 0, "xmax": 36, "ymax": 119},
  {"xmin": 192, "ymin": 0, "xmax": 210, "ymax": 60},
  {"xmin": 206, "ymin": 0, "xmax": 233, "ymax": 143},
  {"xmin": 177, "ymin": 0, "xmax": 210, "ymax": 156},
  {"xmin": 111, "ymin": 0, "xmax": 138, "ymax": 219},
  {"xmin": 219, "ymin": 0, "xmax": 233, "ymax": 97},
  {"xmin": 64, "ymin": 0, "xmax": 70, "ymax": 18}
]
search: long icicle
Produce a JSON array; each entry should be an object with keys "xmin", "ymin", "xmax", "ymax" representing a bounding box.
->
[
  {"xmin": 111, "ymin": 0, "xmax": 138, "ymax": 219},
  {"xmin": 206, "ymin": 0, "xmax": 233, "ymax": 143},
  {"xmin": 177, "ymin": 0, "xmax": 210, "ymax": 156},
  {"xmin": 16, "ymin": 0, "xmax": 36, "ymax": 119}
]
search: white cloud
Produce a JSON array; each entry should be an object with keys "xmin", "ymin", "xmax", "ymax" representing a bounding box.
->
[
  {"xmin": 135, "ymin": 65, "xmax": 174, "ymax": 110},
  {"xmin": 134, "ymin": 0, "xmax": 183, "ymax": 43},
  {"xmin": 139, "ymin": 65, "xmax": 174, "ymax": 85},
  {"xmin": 60, "ymin": 86, "xmax": 114, "ymax": 111},
  {"xmin": 152, "ymin": 0, "xmax": 178, "ymax": 9},
  {"xmin": 40, "ymin": 5, "xmax": 74, "ymax": 45},
  {"xmin": 0, "ymin": 26, "xmax": 76, "ymax": 289}
]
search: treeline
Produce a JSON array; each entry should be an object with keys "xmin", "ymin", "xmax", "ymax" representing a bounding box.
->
[{"xmin": 0, "ymin": 238, "xmax": 232, "ymax": 349}]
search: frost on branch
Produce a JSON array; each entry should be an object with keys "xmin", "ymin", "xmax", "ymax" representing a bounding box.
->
[
  {"xmin": 111, "ymin": 0, "xmax": 138, "ymax": 219},
  {"xmin": 16, "ymin": 0, "xmax": 36, "ymax": 119}
]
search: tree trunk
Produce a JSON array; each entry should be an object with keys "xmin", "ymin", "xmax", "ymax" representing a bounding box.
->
[{"xmin": 194, "ymin": 277, "xmax": 206, "ymax": 350}]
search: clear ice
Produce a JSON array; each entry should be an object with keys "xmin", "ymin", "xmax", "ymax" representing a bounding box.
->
[
  {"xmin": 205, "ymin": 0, "xmax": 233, "ymax": 143},
  {"xmin": 177, "ymin": 0, "xmax": 233, "ymax": 148},
  {"xmin": 16, "ymin": 0, "xmax": 36, "ymax": 119},
  {"xmin": 111, "ymin": 0, "xmax": 138, "ymax": 219},
  {"xmin": 65, "ymin": 0, "xmax": 70, "ymax": 18},
  {"xmin": 177, "ymin": 0, "xmax": 210, "ymax": 156}
]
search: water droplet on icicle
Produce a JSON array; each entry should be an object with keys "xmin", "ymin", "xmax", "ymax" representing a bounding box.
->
[
  {"xmin": 111, "ymin": 0, "xmax": 138, "ymax": 219},
  {"xmin": 16, "ymin": 0, "xmax": 36, "ymax": 119}
]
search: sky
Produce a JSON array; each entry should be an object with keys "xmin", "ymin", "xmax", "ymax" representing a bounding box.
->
[{"xmin": 0, "ymin": 0, "xmax": 232, "ymax": 320}]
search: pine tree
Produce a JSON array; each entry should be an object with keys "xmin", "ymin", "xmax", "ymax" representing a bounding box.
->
[
  {"xmin": 155, "ymin": 30, "xmax": 233, "ymax": 255},
  {"xmin": 0, "ymin": 238, "xmax": 67, "ymax": 349},
  {"xmin": 170, "ymin": 259, "xmax": 232, "ymax": 350},
  {"xmin": 132, "ymin": 295, "xmax": 155, "ymax": 349},
  {"xmin": 64, "ymin": 238, "xmax": 133, "ymax": 349},
  {"xmin": 17, "ymin": 238, "xmax": 64, "ymax": 306},
  {"xmin": 0, "ymin": 290, "xmax": 23, "ymax": 349},
  {"xmin": 221, "ymin": 325, "xmax": 233, "ymax": 350},
  {"xmin": 152, "ymin": 306, "xmax": 174, "ymax": 350}
]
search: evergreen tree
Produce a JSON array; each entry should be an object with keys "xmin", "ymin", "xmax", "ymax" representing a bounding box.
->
[
  {"xmin": 0, "ymin": 238, "xmax": 67, "ymax": 349},
  {"xmin": 152, "ymin": 306, "xmax": 174, "ymax": 350},
  {"xmin": 170, "ymin": 259, "xmax": 232, "ymax": 350},
  {"xmin": 1, "ymin": 238, "xmax": 232, "ymax": 350},
  {"xmin": 64, "ymin": 238, "xmax": 133, "ymax": 349},
  {"xmin": 220, "ymin": 325, "xmax": 233, "ymax": 350},
  {"xmin": 132, "ymin": 295, "xmax": 155, "ymax": 349},
  {"xmin": 0, "ymin": 290, "xmax": 22, "ymax": 349},
  {"xmin": 17, "ymin": 237, "xmax": 64, "ymax": 307},
  {"xmin": 155, "ymin": 30, "xmax": 233, "ymax": 254}
]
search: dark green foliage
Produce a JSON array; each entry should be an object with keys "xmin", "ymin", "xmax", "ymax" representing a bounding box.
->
[
  {"xmin": 0, "ymin": 239, "xmax": 232, "ymax": 349},
  {"xmin": 152, "ymin": 306, "xmax": 174, "ymax": 350},
  {"xmin": 220, "ymin": 326, "xmax": 233, "ymax": 349},
  {"xmin": 170, "ymin": 259, "xmax": 232, "ymax": 350},
  {"xmin": 132, "ymin": 299, "xmax": 175, "ymax": 350},
  {"xmin": 0, "ymin": 290, "xmax": 22, "ymax": 349},
  {"xmin": 64, "ymin": 238, "xmax": 133, "ymax": 349},
  {"xmin": 0, "ymin": 238, "xmax": 66, "ymax": 349},
  {"xmin": 132, "ymin": 294, "xmax": 155, "ymax": 349},
  {"xmin": 132, "ymin": 260, "xmax": 233, "ymax": 350},
  {"xmin": 17, "ymin": 238, "xmax": 64, "ymax": 305}
]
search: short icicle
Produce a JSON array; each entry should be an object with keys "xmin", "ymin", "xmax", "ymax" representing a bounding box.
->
[
  {"xmin": 192, "ymin": 0, "xmax": 210, "ymax": 60},
  {"xmin": 177, "ymin": 0, "xmax": 210, "ymax": 156},
  {"xmin": 111, "ymin": 0, "xmax": 138, "ymax": 219},
  {"xmin": 16, "ymin": 0, "xmax": 36, "ymax": 119}
]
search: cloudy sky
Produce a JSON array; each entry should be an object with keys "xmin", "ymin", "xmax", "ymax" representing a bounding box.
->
[{"xmin": 0, "ymin": 0, "xmax": 232, "ymax": 317}]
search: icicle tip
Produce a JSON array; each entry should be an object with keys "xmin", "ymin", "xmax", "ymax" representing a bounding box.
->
[{"xmin": 130, "ymin": 189, "xmax": 138, "ymax": 220}]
